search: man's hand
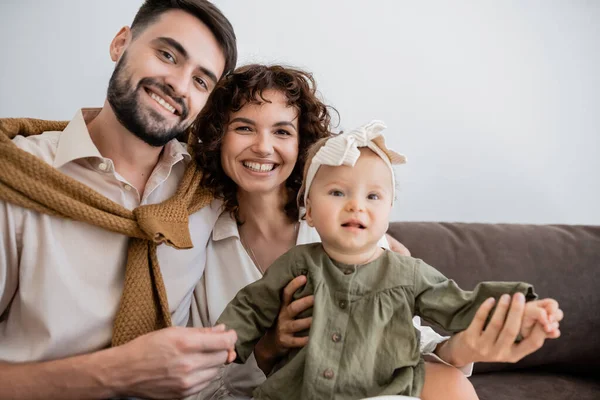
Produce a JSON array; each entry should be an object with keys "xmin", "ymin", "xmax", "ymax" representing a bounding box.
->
[
  {"xmin": 436, "ymin": 293, "xmax": 563, "ymax": 368},
  {"xmin": 0, "ymin": 325, "xmax": 237, "ymax": 400},
  {"xmin": 107, "ymin": 325, "xmax": 237, "ymax": 399}
]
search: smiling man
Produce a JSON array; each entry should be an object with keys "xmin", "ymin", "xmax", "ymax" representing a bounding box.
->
[{"xmin": 0, "ymin": 1, "xmax": 238, "ymax": 399}]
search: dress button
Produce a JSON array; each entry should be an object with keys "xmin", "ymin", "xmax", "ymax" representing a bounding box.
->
[
  {"xmin": 332, "ymin": 333, "xmax": 342, "ymax": 343},
  {"xmin": 98, "ymin": 162, "xmax": 108, "ymax": 171},
  {"xmin": 323, "ymin": 368, "xmax": 335, "ymax": 379},
  {"xmin": 339, "ymin": 300, "xmax": 348, "ymax": 309},
  {"xmin": 124, "ymin": 184, "xmax": 132, "ymax": 191}
]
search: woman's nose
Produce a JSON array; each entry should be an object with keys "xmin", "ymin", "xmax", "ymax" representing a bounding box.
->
[{"xmin": 252, "ymin": 132, "xmax": 274, "ymax": 156}]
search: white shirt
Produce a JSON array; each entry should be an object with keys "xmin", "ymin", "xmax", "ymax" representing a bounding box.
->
[
  {"xmin": 190, "ymin": 211, "xmax": 472, "ymax": 399},
  {"xmin": 0, "ymin": 109, "xmax": 221, "ymax": 362}
]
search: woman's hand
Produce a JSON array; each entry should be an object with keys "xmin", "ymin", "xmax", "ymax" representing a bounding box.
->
[
  {"xmin": 435, "ymin": 293, "xmax": 563, "ymax": 367},
  {"xmin": 385, "ymin": 233, "xmax": 411, "ymax": 256},
  {"xmin": 254, "ymin": 275, "xmax": 314, "ymax": 374}
]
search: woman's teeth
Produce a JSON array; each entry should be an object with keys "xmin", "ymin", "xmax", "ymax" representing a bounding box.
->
[
  {"xmin": 149, "ymin": 92, "xmax": 176, "ymax": 114},
  {"xmin": 243, "ymin": 161, "xmax": 275, "ymax": 172}
]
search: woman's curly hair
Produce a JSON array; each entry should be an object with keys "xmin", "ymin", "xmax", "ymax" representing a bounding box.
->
[{"xmin": 192, "ymin": 64, "xmax": 334, "ymax": 223}]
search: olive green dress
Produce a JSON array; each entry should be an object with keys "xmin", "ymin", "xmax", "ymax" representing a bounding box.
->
[{"xmin": 217, "ymin": 243, "xmax": 535, "ymax": 400}]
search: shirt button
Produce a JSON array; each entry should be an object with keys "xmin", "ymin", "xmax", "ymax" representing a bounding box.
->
[
  {"xmin": 344, "ymin": 269, "xmax": 353, "ymax": 275},
  {"xmin": 339, "ymin": 300, "xmax": 348, "ymax": 309},
  {"xmin": 124, "ymin": 184, "xmax": 132, "ymax": 191},
  {"xmin": 98, "ymin": 162, "xmax": 108, "ymax": 171},
  {"xmin": 323, "ymin": 368, "xmax": 335, "ymax": 380},
  {"xmin": 332, "ymin": 333, "xmax": 342, "ymax": 343}
]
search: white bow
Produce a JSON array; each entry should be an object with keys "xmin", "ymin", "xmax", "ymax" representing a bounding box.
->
[{"xmin": 303, "ymin": 120, "xmax": 406, "ymax": 205}]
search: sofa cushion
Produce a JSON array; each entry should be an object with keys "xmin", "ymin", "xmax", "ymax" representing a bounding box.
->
[
  {"xmin": 387, "ymin": 222, "xmax": 600, "ymax": 374},
  {"xmin": 470, "ymin": 370, "xmax": 600, "ymax": 400}
]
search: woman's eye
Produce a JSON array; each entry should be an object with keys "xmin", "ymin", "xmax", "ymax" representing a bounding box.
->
[
  {"xmin": 275, "ymin": 129, "xmax": 291, "ymax": 136},
  {"xmin": 329, "ymin": 190, "xmax": 344, "ymax": 197},
  {"xmin": 235, "ymin": 126, "xmax": 252, "ymax": 133},
  {"xmin": 368, "ymin": 193, "xmax": 380, "ymax": 200}
]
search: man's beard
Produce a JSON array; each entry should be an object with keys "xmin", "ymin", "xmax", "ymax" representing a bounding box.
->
[{"xmin": 107, "ymin": 52, "xmax": 190, "ymax": 147}]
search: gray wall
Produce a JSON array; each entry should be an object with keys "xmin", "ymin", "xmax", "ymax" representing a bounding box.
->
[{"xmin": 1, "ymin": 1, "xmax": 598, "ymax": 224}]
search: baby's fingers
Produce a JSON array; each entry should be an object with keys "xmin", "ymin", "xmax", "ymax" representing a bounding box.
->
[{"xmin": 525, "ymin": 303, "xmax": 551, "ymax": 332}]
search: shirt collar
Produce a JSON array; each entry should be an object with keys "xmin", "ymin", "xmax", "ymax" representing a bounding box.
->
[
  {"xmin": 53, "ymin": 108, "xmax": 103, "ymax": 169},
  {"xmin": 53, "ymin": 108, "xmax": 192, "ymax": 169},
  {"xmin": 212, "ymin": 209, "xmax": 240, "ymax": 241}
]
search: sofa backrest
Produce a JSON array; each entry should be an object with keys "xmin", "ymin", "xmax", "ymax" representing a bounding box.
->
[{"xmin": 387, "ymin": 222, "xmax": 600, "ymax": 375}]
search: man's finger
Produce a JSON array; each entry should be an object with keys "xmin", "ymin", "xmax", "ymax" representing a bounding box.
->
[
  {"xmin": 180, "ymin": 366, "xmax": 223, "ymax": 397},
  {"xmin": 282, "ymin": 275, "xmax": 307, "ymax": 306},
  {"xmin": 495, "ymin": 292, "xmax": 526, "ymax": 348},
  {"xmin": 186, "ymin": 329, "xmax": 237, "ymax": 353},
  {"xmin": 186, "ymin": 350, "xmax": 231, "ymax": 370},
  {"xmin": 466, "ymin": 297, "xmax": 496, "ymax": 335}
]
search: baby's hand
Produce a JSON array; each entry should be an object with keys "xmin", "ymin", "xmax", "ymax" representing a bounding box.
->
[{"xmin": 521, "ymin": 298, "xmax": 563, "ymax": 339}]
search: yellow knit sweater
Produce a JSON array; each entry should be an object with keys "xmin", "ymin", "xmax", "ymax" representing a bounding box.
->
[{"xmin": 0, "ymin": 117, "xmax": 213, "ymax": 346}]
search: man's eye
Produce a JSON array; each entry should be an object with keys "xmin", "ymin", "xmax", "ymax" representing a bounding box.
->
[
  {"xmin": 329, "ymin": 190, "xmax": 344, "ymax": 197},
  {"xmin": 194, "ymin": 76, "xmax": 208, "ymax": 90},
  {"xmin": 159, "ymin": 50, "xmax": 175, "ymax": 63}
]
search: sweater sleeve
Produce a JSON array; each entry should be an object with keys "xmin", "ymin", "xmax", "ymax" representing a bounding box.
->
[
  {"xmin": 216, "ymin": 248, "xmax": 301, "ymax": 363},
  {"xmin": 413, "ymin": 259, "xmax": 537, "ymax": 333}
]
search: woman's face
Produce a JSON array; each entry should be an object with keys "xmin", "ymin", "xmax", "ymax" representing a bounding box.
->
[{"xmin": 220, "ymin": 89, "xmax": 300, "ymax": 195}]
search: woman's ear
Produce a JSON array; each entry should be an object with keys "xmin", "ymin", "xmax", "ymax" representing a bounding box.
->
[
  {"xmin": 110, "ymin": 26, "xmax": 132, "ymax": 62},
  {"xmin": 305, "ymin": 198, "xmax": 314, "ymax": 227}
]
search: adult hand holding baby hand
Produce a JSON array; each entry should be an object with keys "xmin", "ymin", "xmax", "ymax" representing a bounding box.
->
[
  {"xmin": 521, "ymin": 298, "xmax": 563, "ymax": 339},
  {"xmin": 437, "ymin": 293, "xmax": 563, "ymax": 368}
]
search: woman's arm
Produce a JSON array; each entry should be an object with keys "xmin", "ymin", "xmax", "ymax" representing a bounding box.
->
[
  {"xmin": 253, "ymin": 275, "xmax": 314, "ymax": 374},
  {"xmin": 385, "ymin": 233, "xmax": 411, "ymax": 256},
  {"xmin": 434, "ymin": 293, "xmax": 562, "ymax": 367}
]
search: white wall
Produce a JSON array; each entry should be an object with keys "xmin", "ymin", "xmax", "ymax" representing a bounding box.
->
[{"xmin": 1, "ymin": 1, "xmax": 598, "ymax": 224}]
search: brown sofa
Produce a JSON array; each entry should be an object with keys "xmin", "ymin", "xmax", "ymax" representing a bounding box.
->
[{"xmin": 387, "ymin": 222, "xmax": 600, "ymax": 400}]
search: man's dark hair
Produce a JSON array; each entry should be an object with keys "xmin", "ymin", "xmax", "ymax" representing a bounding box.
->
[{"xmin": 131, "ymin": 0, "xmax": 237, "ymax": 76}]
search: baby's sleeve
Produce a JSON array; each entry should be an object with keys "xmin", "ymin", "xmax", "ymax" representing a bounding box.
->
[
  {"xmin": 216, "ymin": 248, "xmax": 301, "ymax": 363},
  {"xmin": 413, "ymin": 259, "xmax": 537, "ymax": 333}
]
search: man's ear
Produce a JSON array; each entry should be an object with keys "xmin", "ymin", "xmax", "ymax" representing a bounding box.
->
[
  {"xmin": 110, "ymin": 26, "xmax": 132, "ymax": 62},
  {"xmin": 305, "ymin": 198, "xmax": 314, "ymax": 227}
]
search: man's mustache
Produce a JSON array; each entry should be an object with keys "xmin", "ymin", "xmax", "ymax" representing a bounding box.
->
[{"xmin": 138, "ymin": 77, "xmax": 189, "ymax": 120}]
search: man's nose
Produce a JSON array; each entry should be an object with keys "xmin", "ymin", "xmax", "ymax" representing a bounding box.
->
[{"xmin": 164, "ymin": 69, "xmax": 190, "ymax": 99}]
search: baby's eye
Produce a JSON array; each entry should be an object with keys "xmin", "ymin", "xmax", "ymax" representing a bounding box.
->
[
  {"xmin": 367, "ymin": 193, "xmax": 380, "ymax": 200},
  {"xmin": 329, "ymin": 190, "xmax": 344, "ymax": 197}
]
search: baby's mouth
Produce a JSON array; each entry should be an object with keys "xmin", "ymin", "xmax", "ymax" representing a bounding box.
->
[{"xmin": 342, "ymin": 222, "xmax": 366, "ymax": 229}]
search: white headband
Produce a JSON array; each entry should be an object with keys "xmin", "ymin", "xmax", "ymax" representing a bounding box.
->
[{"xmin": 303, "ymin": 120, "xmax": 407, "ymax": 205}]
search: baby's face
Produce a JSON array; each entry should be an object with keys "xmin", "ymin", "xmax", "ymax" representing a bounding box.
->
[{"xmin": 306, "ymin": 148, "xmax": 393, "ymax": 256}]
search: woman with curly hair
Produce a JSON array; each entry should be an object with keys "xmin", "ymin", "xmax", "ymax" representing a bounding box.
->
[{"xmin": 189, "ymin": 64, "xmax": 476, "ymax": 399}]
